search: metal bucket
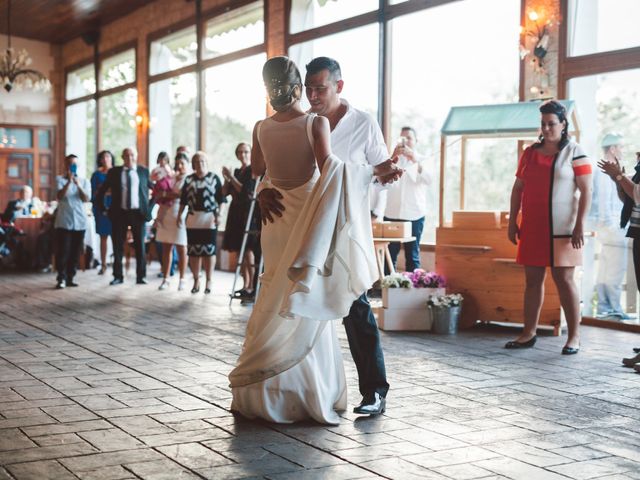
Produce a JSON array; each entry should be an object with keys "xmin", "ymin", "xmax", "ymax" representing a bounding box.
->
[{"xmin": 430, "ymin": 305, "xmax": 461, "ymax": 334}]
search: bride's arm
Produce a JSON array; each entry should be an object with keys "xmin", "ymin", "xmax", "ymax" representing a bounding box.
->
[
  {"xmin": 312, "ymin": 115, "xmax": 332, "ymax": 172},
  {"xmin": 251, "ymin": 121, "xmax": 266, "ymax": 177}
]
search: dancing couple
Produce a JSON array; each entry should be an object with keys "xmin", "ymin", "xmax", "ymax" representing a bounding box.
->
[{"xmin": 228, "ymin": 56, "xmax": 403, "ymax": 424}]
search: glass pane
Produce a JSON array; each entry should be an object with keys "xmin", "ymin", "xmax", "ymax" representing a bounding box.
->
[
  {"xmin": 204, "ymin": 1, "xmax": 264, "ymax": 59},
  {"xmin": 66, "ymin": 63, "xmax": 96, "ymax": 100},
  {"xmin": 389, "ymin": 0, "xmax": 408, "ymax": 3},
  {"xmin": 204, "ymin": 53, "xmax": 267, "ymax": 228},
  {"xmin": 38, "ymin": 129, "xmax": 51, "ymax": 149},
  {"xmin": 65, "ymin": 100, "xmax": 96, "ymax": 177},
  {"xmin": 149, "ymin": 25, "xmax": 197, "ymax": 76},
  {"xmin": 568, "ymin": 69, "xmax": 640, "ymax": 322},
  {"xmin": 0, "ymin": 128, "xmax": 32, "ymax": 148},
  {"xmin": 389, "ymin": 0, "xmax": 520, "ymax": 241},
  {"xmin": 148, "ymin": 73, "xmax": 198, "ymax": 165},
  {"xmin": 568, "ymin": 0, "xmax": 640, "ymax": 56},
  {"xmin": 99, "ymin": 89, "xmax": 138, "ymax": 168},
  {"xmin": 99, "ymin": 48, "xmax": 136, "ymax": 90},
  {"xmin": 290, "ymin": 0, "xmax": 378, "ymax": 34},
  {"xmin": 289, "ymin": 23, "xmax": 379, "ymax": 119}
]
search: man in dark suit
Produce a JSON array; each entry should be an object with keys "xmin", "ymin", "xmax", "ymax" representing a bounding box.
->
[{"xmin": 96, "ymin": 147, "xmax": 151, "ymax": 285}]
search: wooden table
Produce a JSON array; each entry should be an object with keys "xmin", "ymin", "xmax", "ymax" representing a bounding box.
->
[
  {"xmin": 14, "ymin": 217, "xmax": 42, "ymax": 258},
  {"xmin": 372, "ymin": 236, "xmax": 416, "ymax": 282}
]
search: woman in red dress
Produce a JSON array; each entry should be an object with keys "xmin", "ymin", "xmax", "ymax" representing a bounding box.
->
[{"xmin": 506, "ymin": 100, "xmax": 592, "ymax": 354}]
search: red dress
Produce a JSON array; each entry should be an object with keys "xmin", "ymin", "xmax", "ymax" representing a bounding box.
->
[{"xmin": 516, "ymin": 143, "xmax": 591, "ymax": 267}]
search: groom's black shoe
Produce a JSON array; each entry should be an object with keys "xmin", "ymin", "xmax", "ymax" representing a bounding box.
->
[{"xmin": 353, "ymin": 392, "xmax": 385, "ymax": 415}]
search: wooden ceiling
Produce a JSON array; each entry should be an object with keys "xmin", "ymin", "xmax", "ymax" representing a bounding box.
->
[{"xmin": 0, "ymin": 0, "xmax": 160, "ymax": 44}]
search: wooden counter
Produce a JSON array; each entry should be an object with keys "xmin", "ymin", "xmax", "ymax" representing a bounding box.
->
[{"xmin": 435, "ymin": 222, "xmax": 563, "ymax": 335}]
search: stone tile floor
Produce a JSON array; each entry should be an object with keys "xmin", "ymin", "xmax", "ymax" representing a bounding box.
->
[{"xmin": 1, "ymin": 266, "xmax": 640, "ymax": 479}]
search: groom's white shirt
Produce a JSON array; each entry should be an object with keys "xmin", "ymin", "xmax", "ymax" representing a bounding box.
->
[{"xmin": 330, "ymin": 99, "xmax": 389, "ymax": 217}]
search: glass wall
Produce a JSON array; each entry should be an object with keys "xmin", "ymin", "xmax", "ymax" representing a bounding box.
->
[
  {"xmin": 99, "ymin": 89, "xmax": 138, "ymax": 166},
  {"xmin": 568, "ymin": 0, "xmax": 640, "ymax": 57},
  {"xmin": 148, "ymin": 73, "xmax": 198, "ymax": 163},
  {"xmin": 66, "ymin": 63, "xmax": 96, "ymax": 100}
]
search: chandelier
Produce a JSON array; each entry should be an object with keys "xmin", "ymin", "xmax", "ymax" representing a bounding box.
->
[{"xmin": 1, "ymin": 0, "xmax": 51, "ymax": 92}]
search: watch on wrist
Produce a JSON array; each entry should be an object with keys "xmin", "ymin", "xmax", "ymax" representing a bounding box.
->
[{"xmin": 615, "ymin": 174, "xmax": 623, "ymax": 181}]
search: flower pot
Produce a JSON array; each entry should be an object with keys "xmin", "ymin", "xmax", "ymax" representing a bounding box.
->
[
  {"xmin": 430, "ymin": 305, "xmax": 461, "ymax": 334},
  {"xmin": 382, "ymin": 287, "xmax": 445, "ymax": 309},
  {"xmin": 378, "ymin": 307, "xmax": 433, "ymax": 331}
]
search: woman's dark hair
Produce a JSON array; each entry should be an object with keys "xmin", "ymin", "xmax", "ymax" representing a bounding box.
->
[
  {"xmin": 156, "ymin": 151, "xmax": 170, "ymax": 164},
  {"xmin": 535, "ymin": 100, "xmax": 570, "ymax": 150},
  {"xmin": 235, "ymin": 142, "xmax": 250, "ymax": 157},
  {"xmin": 96, "ymin": 150, "xmax": 113, "ymax": 169},
  {"xmin": 262, "ymin": 56, "xmax": 302, "ymax": 111},
  {"xmin": 174, "ymin": 152, "xmax": 189, "ymax": 171}
]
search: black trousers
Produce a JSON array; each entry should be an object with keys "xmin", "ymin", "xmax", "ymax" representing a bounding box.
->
[
  {"xmin": 633, "ymin": 238, "xmax": 640, "ymax": 292},
  {"xmin": 343, "ymin": 293, "xmax": 389, "ymax": 399},
  {"xmin": 111, "ymin": 209, "xmax": 146, "ymax": 281},
  {"xmin": 54, "ymin": 228, "xmax": 85, "ymax": 282}
]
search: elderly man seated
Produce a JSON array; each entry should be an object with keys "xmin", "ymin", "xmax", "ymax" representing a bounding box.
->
[{"xmin": 2, "ymin": 185, "xmax": 42, "ymax": 223}]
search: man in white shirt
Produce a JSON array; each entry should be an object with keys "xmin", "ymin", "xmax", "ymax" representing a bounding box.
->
[
  {"xmin": 54, "ymin": 154, "xmax": 91, "ymax": 289},
  {"xmin": 258, "ymin": 57, "xmax": 401, "ymax": 415},
  {"xmin": 384, "ymin": 127, "xmax": 432, "ymax": 272}
]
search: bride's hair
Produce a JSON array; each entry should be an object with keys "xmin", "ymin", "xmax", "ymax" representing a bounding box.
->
[{"xmin": 262, "ymin": 56, "xmax": 302, "ymax": 112}]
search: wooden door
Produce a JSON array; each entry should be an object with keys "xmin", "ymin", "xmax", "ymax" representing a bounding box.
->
[{"xmin": 0, "ymin": 153, "xmax": 33, "ymax": 209}]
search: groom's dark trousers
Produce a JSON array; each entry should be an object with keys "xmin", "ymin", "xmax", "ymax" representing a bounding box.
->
[{"xmin": 343, "ymin": 293, "xmax": 390, "ymax": 398}]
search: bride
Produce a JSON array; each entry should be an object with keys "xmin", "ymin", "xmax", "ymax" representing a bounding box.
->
[{"xmin": 228, "ymin": 56, "xmax": 398, "ymax": 424}]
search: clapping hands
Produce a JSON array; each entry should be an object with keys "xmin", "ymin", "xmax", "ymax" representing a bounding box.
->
[{"xmin": 597, "ymin": 157, "xmax": 623, "ymax": 180}]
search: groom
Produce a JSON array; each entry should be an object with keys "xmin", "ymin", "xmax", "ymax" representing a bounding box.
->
[{"xmin": 258, "ymin": 56, "xmax": 398, "ymax": 415}]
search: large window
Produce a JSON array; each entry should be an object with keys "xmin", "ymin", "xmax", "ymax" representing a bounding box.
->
[
  {"xmin": 390, "ymin": 0, "xmax": 519, "ymax": 241},
  {"xmin": 149, "ymin": 26, "xmax": 197, "ymax": 76},
  {"xmin": 65, "ymin": 100, "xmax": 96, "ymax": 175},
  {"xmin": 100, "ymin": 89, "xmax": 138, "ymax": 163},
  {"xmin": 204, "ymin": 1, "xmax": 264, "ymax": 59},
  {"xmin": 289, "ymin": 24, "xmax": 379, "ymax": 118},
  {"xmin": 568, "ymin": 0, "xmax": 640, "ymax": 57},
  {"xmin": 148, "ymin": 73, "xmax": 198, "ymax": 163},
  {"xmin": 65, "ymin": 46, "xmax": 137, "ymax": 176},
  {"xmin": 289, "ymin": 0, "xmax": 377, "ymax": 34},
  {"xmin": 568, "ymin": 70, "xmax": 640, "ymax": 322}
]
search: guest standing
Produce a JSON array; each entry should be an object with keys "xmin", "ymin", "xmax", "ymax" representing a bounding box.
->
[
  {"xmin": 384, "ymin": 126, "xmax": 431, "ymax": 272},
  {"xmin": 96, "ymin": 147, "xmax": 152, "ymax": 286},
  {"xmin": 506, "ymin": 100, "xmax": 592, "ymax": 354},
  {"xmin": 178, "ymin": 151, "xmax": 225, "ymax": 294},
  {"xmin": 222, "ymin": 142, "xmax": 260, "ymax": 298},
  {"xmin": 54, "ymin": 154, "xmax": 91, "ymax": 289},
  {"xmin": 155, "ymin": 153, "xmax": 189, "ymax": 291},
  {"xmin": 90, "ymin": 150, "xmax": 114, "ymax": 275}
]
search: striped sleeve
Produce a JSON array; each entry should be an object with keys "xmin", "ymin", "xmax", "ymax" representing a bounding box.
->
[{"xmin": 572, "ymin": 143, "xmax": 592, "ymax": 176}]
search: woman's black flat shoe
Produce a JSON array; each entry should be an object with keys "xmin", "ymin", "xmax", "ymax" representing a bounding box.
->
[
  {"xmin": 562, "ymin": 345, "xmax": 579, "ymax": 355},
  {"xmin": 505, "ymin": 336, "xmax": 537, "ymax": 349},
  {"xmin": 191, "ymin": 286, "xmax": 200, "ymax": 294},
  {"xmin": 204, "ymin": 287, "xmax": 211, "ymax": 294}
]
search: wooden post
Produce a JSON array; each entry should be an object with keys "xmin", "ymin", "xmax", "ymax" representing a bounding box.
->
[
  {"xmin": 460, "ymin": 136, "xmax": 467, "ymax": 210},
  {"xmin": 439, "ymin": 135, "xmax": 446, "ymax": 227}
]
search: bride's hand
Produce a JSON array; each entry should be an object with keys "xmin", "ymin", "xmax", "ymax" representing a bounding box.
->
[
  {"xmin": 257, "ymin": 188, "xmax": 284, "ymax": 224},
  {"xmin": 374, "ymin": 156, "xmax": 403, "ymax": 185}
]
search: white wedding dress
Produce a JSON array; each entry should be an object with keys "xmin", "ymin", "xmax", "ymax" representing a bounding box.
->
[{"xmin": 228, "ymin": 114, "xmax": 378, "ymax": 425}]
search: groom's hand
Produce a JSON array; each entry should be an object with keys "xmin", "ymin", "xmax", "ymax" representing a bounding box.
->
[
  {"xmin": 374, "ymin": 156, "xmax": 403, "ymax": 185},
  {"xmin": 257, "ymin": 188, "xmax": 285, "ymax": 224}
]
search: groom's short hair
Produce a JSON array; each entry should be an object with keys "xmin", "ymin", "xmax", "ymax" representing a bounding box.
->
[{"xmin": 306, "ymin": 57, "xmax": 342, "ymax": 82}]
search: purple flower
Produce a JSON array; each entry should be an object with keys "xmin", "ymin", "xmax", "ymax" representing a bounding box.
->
[{"xmin": 405, "ymin": 268, "xmax": 446, "ymax": 288}]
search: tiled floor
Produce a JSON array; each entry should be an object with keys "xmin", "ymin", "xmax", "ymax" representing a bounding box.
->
[{"xmin": 1, "ymin": 266, "xmax": 640, "ymax": 479}]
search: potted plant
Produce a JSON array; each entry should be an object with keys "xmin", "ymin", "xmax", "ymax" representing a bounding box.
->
[
  {"xmin": 378, "ymin": 269, "xmax": 447, "ymax": 331},
  {"xmin": 381, "ymin": 269, "xmax": 446, "ymax": 309},
  {"xmin": 428, "ymin": 293, "xmax": 464, "ymax": 334}
]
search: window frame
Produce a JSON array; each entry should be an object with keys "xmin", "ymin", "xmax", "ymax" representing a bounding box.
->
[{"xmin": 64, "ymin": 41, "xmax": 138, "ymax": 162}]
